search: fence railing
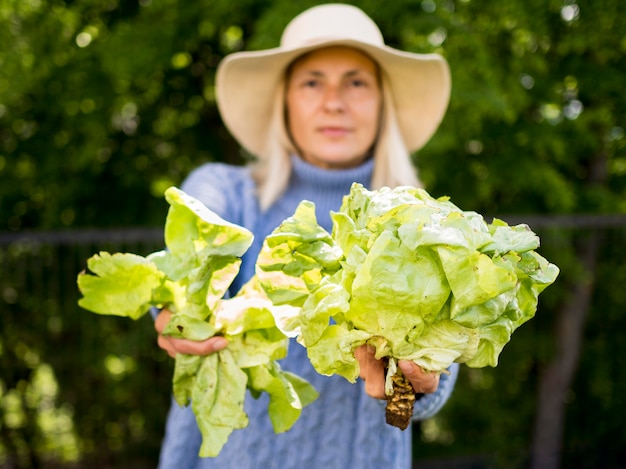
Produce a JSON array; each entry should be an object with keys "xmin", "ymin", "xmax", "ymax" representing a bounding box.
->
[
  {"xmin": 3, "ymin": 213, "xmax": 626, "ymax": 248},
  {"xmin": 0, "ymin": 228, "xmax": 170, "ymax": 469},
  {"xmin": 1, "ymin": 215, "xmax": 626, "ymax": 469}
]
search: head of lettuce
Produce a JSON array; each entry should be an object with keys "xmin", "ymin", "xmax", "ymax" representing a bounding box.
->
[
  {"xmin": 77, "ymin": 187, "xmax": 318, "ymax": 458},
  {"xmin": 256, "ymin": 183, "xmax": 560, "ymax": 384}
]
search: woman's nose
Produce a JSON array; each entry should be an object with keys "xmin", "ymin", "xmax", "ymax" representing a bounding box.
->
[{"xmin": 322, "ymin": 86, "xmax": 346, "ymax": 113}]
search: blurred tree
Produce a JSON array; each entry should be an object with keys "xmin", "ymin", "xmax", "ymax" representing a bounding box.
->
[{"xmin": 0, "ymin": 0, "xmax": 270, "ymax": 230}]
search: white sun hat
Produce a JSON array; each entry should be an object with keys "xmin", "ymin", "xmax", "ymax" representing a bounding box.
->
[{"xmin": 216, "ymin": 3, "xmax": 451, "ymax": 158}]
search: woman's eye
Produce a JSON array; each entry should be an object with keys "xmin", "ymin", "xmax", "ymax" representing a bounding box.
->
[
  {"xmin": 349, "ymin": 79, "xmax": 368, "ymax": 88},
  {"xmin": 303, "ymin": 80, "xmax": 320, "ymax": 88}
]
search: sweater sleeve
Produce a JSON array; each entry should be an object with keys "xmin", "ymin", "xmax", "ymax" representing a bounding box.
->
[
  {"xmin": 412, "ymin": 362, "xmax": 459, "ymax": 421},
  {"xmin": 179, "ymin": 162, "xmax": 256, "ymax": 226}
]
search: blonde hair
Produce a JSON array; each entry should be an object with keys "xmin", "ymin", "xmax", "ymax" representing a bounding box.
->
[
  {"xmin": 250, "ymin": 79, "xmax": 294, "ymax": 210},
  {"xmin": 251, "ymin": 69, "xmax": 422, "ymax": 211},
  {"xmin": 371, "ymin": 75, "xmax": 423, "ymax": 191}
]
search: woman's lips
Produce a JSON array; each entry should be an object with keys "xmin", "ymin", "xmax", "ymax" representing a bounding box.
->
[{"xmin": 318, "ymin": 126, "xmax": 351, "ymax": 138}]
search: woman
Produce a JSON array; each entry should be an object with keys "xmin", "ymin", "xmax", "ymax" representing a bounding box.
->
[{"xmin": 154, "ymin": 4, "xmax": 458, "ymax": 468}]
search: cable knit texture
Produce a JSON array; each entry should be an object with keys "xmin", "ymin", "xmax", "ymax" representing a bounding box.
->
[{"xmin": 157, "ymin": 156, "xmax": 459, "ymax": 469}]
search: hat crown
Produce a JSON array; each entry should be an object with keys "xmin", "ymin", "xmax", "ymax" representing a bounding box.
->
[
  {"xmin": 217, "ymin": 4, "xmax": 450, "ymax": 161},
  {"xmin": 280, "ymin": 4, "xmax": 384, "ymax": 49}
]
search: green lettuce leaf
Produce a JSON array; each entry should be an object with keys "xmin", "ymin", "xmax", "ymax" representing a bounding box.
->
[
  {"xmin": 246, "ymin": 361, "xmax": 319, "ymax": 434},
  {"xmin": 192, "ymin": 350, "xmax": 249, "ymax": 457},
  {"xmin": 256, "ymin": 200, "xmax": 341, "ymax": 307},
  {"xmin": 258, "ymin": 182, "xmax": 560, "ymax": 382},
  {"xmin": 77, "ymin": 252, "xmax": 167, "ymax": 319},
  {"xmin": 77, "ymin": 186, "xmax": 317, "ymax": 457}
]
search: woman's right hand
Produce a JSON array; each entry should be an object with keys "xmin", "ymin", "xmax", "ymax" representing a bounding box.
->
[{"xmin": 154, "ymin": 308, "xmax": 229, "ymax": 358}]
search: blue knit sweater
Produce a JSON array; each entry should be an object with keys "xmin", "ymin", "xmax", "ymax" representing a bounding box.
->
[{"xmin": 156, "ymin": 156, "xmax": 459, "ymax": 469}]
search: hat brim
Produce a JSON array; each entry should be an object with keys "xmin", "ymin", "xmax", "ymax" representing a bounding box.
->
[{"xmin": 216, "ymin": 38, "xmax": 451, "ymax": 157}]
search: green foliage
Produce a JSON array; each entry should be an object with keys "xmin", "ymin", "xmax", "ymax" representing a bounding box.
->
[
  {"xmin": 257, "ymin": 183, "xmax": 559, "ymax": 379},
  {"xmin": 0, "ymin": 240, "xmax": 172, "ymax": 468},
  {"xmin": 0, "ymin": 0, "xmax": 269, "ymax": 230},
  {"xmin": 76, "ymin": 187, "xmax": 317, "ymax": 457},
  {"xmin": 1, "ymin": 0, "xmax": 624, "ymax": 229}
]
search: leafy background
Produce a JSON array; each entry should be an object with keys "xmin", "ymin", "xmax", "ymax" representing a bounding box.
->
[{"xmin": 1, "ymin": 0, "xmax": 625, "ymax": 468}]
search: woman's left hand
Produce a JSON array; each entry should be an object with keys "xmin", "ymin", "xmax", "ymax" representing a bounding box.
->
[{"xmin": 354, "ymin": 345, "xmax": 440, "ymax": 399}]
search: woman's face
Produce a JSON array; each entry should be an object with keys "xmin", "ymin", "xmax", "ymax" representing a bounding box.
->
[{"xmin": 286, "ymin": 46, "xmax": 382, "ymax": 169}]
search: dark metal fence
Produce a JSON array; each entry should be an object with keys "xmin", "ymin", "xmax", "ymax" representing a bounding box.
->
[
  {"xmin": 1, "ymin": 215, "xmax": 626, "ymax": 468},
  {"xmin": 0, "ymin": 229, "xmax": 169, "ymax": 469}
]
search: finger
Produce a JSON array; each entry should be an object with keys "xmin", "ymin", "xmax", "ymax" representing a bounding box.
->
[
  {"xmin": 354, "ymin": 345, "xmax": 372, "ymax": 380},
  {"xmin": 398, "ymin": 360, "xmax": 440, "ymax": 394},
  {"xmin": 154, "ymin": 308, "xmax": 172, "ymax": 334},
  {"xmin": 154, "ymin": 308, "xmax": 229, "ymax": 357},
  {"xmin": 364, "ymin": 371, "xmax": 386, "ymax": 399},
  {"xmin": 355, "ymin": 345, "xmax": 386, "ymax": 399},
  {"xmin": 167, "ymin": 336, "xmax": 229, "ymax": 356},
  {"xmin": 355, "ymin": 345, "xmax": 381, "ymax": 380},
  {"xmin": 157, "ymin": 335, "xmax": 177, "ymax": 358}
]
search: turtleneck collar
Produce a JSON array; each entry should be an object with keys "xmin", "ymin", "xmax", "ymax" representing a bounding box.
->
[{"xmin": 289, "ymin": 154, "xmax": 375, "ymax": 190}]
